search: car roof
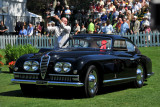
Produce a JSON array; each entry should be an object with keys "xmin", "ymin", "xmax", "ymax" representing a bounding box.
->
[{"xmin": 74, "ymin": 34, "xmax": 124, "ymax": 40}]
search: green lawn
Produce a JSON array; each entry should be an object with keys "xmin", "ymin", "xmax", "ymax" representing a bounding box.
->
[{"xmin": 0, "ymin": 47, "xmax": 160, "ymax": 107}]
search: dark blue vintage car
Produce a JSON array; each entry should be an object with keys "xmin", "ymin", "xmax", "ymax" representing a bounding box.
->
[{"xmin": 12, "ymin": 34, "xmax": 154, "ymax": 98}]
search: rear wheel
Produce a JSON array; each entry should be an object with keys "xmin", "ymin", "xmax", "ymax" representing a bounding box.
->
[
  {"xmin": 84, "ymin": 65, "xmax": 99, "ymax": 98},
  {"xmin": 134, "ymin": 65, "xmax": 145, "ymax": 88},
  {"xmin": 20, "ymin": 84, "xmax": 37, "ymax": 95}
]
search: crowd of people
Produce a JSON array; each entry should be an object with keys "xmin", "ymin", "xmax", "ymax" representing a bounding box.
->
[
  {"xmin": 46, "ymin": 0, "xmax": 151, "ymax": 35},
  {"xmin": 0, "ymin": 0, "xmax": 152, "ymax": 48}
]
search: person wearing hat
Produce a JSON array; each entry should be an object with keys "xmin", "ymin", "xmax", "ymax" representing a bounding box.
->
[
  {"xmin": 35, "ymin": 22, "xmax": 42, "ymax": 37},
  {"xmin": 128, "ymin": 4, "xmax": 132, "ymax": 12},
  {"xmin": 73, "ymin": 20, "xmax": 80, "ymax": 35},
  {"xmin": 46, "ymin": 22, "xmax": 52, "ymax": 37},
  {"xmin": 64, "ymin": 5, "xmax": 71, "ymax": 20},
  {"xmin": 133, "ymin": 16, "xmax": 140, "ymax": 34},
  {"xmin": 110, "ymin": 2, "xmax": 115, "ymax": 10},
  {"xmin": 142, "ymin": 16, "xmax": 150, "ymax": 31},
  {"xmin": 144, "ymin": 22, "xmax": 151, "ymax": 45},
  {"xmin": 46, "ymin": 21, "xmax": 56, "ymax": 46}
]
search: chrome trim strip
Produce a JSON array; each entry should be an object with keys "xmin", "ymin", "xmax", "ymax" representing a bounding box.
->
[
  {"xmin": 13, "ymin": 72, "xmax": 40, "ymax": 75},
  {"xmin": 11, "ymin": 79, "xmax": 37, "ymax": 84},
  {"xmin": 11, "ymin": 79, "xmax": 83, "ymax": 87},
  {"xmin": 103, "ymin": 77, "xmax": 136, "ymax": 83},
  {"xmin": 49, "ymin": 74, "xmax": 79, "ymax": 77}
]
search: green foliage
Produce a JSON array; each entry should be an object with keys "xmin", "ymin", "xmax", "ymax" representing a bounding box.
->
[{"xmin": 4, "ymin": 44, "xmax": 39, "ymax": 64}]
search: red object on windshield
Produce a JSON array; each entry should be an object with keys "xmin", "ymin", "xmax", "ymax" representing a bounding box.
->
[{"xmin": 100, "ymin": 40, "xmax": 107, "ymax": 49}]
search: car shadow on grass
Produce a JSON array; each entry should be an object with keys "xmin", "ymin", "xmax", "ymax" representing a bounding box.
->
[
  {"xmin": 0, "ymin": 83, "xmax": 148, "ymax": 99},
  {"xmin": 97, "ymin": 82, "xmax": 148, "ymax": 95}
]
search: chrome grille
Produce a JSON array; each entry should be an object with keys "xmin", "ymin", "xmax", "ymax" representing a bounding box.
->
[
  {"xmin": 40, "ymin": 54, "xmax": 50, "ymax": 79},
  {"xmin": 49, "ymin": 74, "xmax": 79, "ymax": 82},
  {"xmin": 14, "ymin": 74, "xmax": 39, "ymax": 80}
]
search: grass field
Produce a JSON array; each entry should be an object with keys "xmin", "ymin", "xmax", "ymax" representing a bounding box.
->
[{"xmin": 0, "ymin": 47, "xmax": 160, "ymax": 107}]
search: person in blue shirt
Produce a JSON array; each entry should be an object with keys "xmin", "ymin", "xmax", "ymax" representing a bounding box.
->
[
  {"xmin": 27, "ymin": 23, "xmax": 34, "ymax": 37},
  {"xmin": 19, "ymin": 25, "xmax": 27, "ymax": 37},
  {"xmin": 101, "ymin": 13, "xmax": 108, "ymax": 22},
  {"xmin": 120, "ymin": 18, "xmax": 129, "ymax": 35}
]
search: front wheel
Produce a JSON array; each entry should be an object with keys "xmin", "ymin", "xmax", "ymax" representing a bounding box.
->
[
  {"xmin": 84, "ymin": 65, "xmax": 99, "ymax": 98},
  {"xmin": 134, "ymin": 65, "xmax": 145, "ymax": 88}
]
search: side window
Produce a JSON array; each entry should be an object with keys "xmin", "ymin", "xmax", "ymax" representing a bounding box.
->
[
  {"xmin": 113, "ymin": 40, "xmax": 127, "ymax": 51},
  {"xmin": 96, "ymin": 39, "xmax": 112, "ymax": 49},
  {"xmin": 126, "ymin": 41, "xmax": 135, "ymax": 52}
]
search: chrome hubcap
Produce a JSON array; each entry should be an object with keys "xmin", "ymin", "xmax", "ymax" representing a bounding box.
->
[
  {"xmin": 88, "ymin": 70, "xmax": 97, "ymax": 94},
  {"xmin": 136, "ymin": 66, "xmax": 144, "ymax": 85}
]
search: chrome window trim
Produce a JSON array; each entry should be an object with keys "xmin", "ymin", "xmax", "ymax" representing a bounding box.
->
[
  {"xmin": 13, "ymin": 72, "xmax": 40, "ymax": 75},
  {"xmin": 103, "ymin": 77, "xmax": 136, "ymax": 83}
]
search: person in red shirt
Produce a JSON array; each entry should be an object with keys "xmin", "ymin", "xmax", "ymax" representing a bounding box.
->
[
  {"xmin": 96, "ymin": 3, "xmax": 102, "ymax": 12},
  {"xmin": 115, "ymin": 18, "xmax": 123, "ymax": 33},
  {"xmin": 35, "ymin": 22, "xmax": 42, "ymax": 37}
]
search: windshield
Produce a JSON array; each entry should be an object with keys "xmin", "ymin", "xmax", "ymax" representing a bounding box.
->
[{"xmin": 63, "ymin": 37, "xmax": 112, "ymax": 50}]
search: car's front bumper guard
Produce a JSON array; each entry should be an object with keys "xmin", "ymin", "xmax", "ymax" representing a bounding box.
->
[{"xmin": 11, "ymin": 79, "xmax": 84, "ymax": 87}]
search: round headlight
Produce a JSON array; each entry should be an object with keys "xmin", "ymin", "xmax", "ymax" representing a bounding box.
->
[
  {"xmin": 32, "ymin": 61, "xmax": 39, "ymax": 71},
  {"xmin": 23, "ymin": 61, "xmax": 32, "ymax": 71},
  {"xmin": 63, "ymin": 62, "xmax": 72, "ymax": 73},
  {"xmin": 54, "ymin": 62, "xmax": 63, "ymax": 72}
]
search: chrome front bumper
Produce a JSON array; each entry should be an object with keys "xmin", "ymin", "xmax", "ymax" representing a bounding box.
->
[{"xmin": 11, "ymin": 79, "xmax": 84, "ymax": 87}]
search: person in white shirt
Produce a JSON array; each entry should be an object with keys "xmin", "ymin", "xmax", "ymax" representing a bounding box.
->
[
  {"xmin": 142, "ymin": 16, "xmax": 150, "ymax": 30},
  {"xmin": 99, "ymin": 0, "xmax": 104, "ymax": 6},
  {"xmin": 144, "ymin": 9, "xmax": 151, "ymax": 21},
  {"xmin": 52, "ymin": 16, "xmax": 71, "ymax": 48},
  {"xmin": 132, "ymin": 2, "xmax": 139, "ymax": 15},
  {"xmin": 64, "ymin": 6, "xmax": 71, "ymax": 19},
  {"xmin": 105, "ymin": 20, "xmax": 113, "ymax": 34},
  {"xmin": 137, "ymin": 1, "xmax": 142, "ymax": 9},
  {"xmin": 99, "ymin": 21, "xmax": 106, "ymax": 34}
]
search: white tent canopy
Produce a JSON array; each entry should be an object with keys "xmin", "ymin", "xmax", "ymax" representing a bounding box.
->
[{"xmin": 27, "ymin": 12, "xmax": 42, "ymax": 21}]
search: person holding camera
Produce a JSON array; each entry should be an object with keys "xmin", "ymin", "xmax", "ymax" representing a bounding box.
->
[{"xmin": 51, "ymin": 15, "xmax": 71, "ymax": 48}]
